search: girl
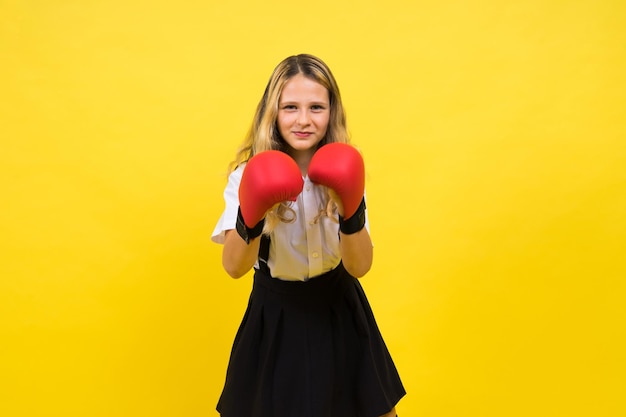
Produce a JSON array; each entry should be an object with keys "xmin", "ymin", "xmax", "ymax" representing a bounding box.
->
[{"xmin": 212, "ymin": 54, "xmax": 405, "ymax": 417}]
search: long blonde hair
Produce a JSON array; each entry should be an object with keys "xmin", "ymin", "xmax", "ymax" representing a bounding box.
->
[{"xmin": 229, "ymin": 54, "xmax": 351, "ymax": 230}]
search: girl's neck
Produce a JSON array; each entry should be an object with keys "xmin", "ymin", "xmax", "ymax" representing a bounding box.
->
[{"xmin": 287, "ymin": 149, "xmax": 315, "ymax": 176}]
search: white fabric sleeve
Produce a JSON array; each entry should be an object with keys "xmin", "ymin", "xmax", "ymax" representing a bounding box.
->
[{"xmin": 211, "ymin": 166, "xmax": 244, "ymax": 244}]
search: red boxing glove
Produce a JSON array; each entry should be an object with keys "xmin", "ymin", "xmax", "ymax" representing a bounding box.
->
[
  {"xmin": 308, "ymin": 143, "xmax": 365, "ymax": 219},
  {"xmin": 239, "ymin": 151, "xmax": 303, "ymax": 229}
]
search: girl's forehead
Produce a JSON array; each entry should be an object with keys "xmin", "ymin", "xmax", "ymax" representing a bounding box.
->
[{"xmin": 280, "ymin": 74, "xmax": 329, "ymax": 102}]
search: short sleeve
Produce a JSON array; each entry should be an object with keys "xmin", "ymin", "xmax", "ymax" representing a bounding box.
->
[{"xmin": 211, "ymin": 165, "xmax": 244, "ymax": 244}]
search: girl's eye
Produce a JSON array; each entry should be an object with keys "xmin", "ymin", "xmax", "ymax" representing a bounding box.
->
[
  {"xmin": 311, "ymin": 105, "xmax": 326, "ymax": 112},
  {"xmin": 282, "ymin": 105, "xmax": 297, "ymax": 110}
]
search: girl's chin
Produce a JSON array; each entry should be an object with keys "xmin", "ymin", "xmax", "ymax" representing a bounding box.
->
[{"xmin": 285, "ymin": 141, "xmax": 320, "ymax": 153}]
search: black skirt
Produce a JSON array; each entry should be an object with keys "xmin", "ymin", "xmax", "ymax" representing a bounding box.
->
[{"xmin": 217, "ymin": 263, "xmax": 406, "ymax": 417}]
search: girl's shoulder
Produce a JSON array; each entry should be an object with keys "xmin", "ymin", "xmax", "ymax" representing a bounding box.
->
[{"xmin": 227, "ymin": 163, "xmax": 246, "ymax": 182}]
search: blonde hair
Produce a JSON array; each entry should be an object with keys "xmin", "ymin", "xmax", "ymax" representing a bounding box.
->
[{"xmin": 229, "ymin": 54, "xmax": 350, "ymax": 231}]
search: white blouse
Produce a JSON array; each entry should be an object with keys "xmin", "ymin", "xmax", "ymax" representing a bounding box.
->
[{"xmin": 211, "ymin": 164, "xmax": 369, "ymax": 281}]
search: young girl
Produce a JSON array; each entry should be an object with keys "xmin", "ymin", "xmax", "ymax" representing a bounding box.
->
[{"xmin": 212, "ymin": 54, "xmax": 405, "ymax": 417}]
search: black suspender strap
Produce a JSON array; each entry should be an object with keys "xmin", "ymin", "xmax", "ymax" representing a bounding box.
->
[{"xmin": 258, "ymin": 234, "xmax": 271, "ymax": 275}]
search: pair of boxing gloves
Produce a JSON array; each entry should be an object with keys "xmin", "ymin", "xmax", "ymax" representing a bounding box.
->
[{"xmin": 236, "ymin": 143, "xmax": 366, "ymax": 243}]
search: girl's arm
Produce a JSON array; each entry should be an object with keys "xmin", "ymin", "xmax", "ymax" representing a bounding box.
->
[
  {"xmin": 222, "ymin": 151, "xmax": 303, "ymax": 278},
  {"xmin": 339, "ymin": 227, "xmax": 373, "ymax": 278},
  {"xmin": 222, "ymin": 229, "xmax": 262, "ymax": 278},
  {"xmin": 308, "ymin": 143, "xmax": 372, "ymax": 277}
]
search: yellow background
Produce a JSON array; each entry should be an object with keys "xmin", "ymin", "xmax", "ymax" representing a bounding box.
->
[{"xmin": 1, "ymin": 0, "xmax": 625, "ymax": 416}]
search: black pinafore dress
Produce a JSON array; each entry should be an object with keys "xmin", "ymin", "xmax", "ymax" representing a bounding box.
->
[{"xmin": 217, "ymin": 236, "xmax": 405, "ymax": 417}]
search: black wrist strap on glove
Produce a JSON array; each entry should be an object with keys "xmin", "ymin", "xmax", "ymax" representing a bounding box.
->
[
  {"xmin": 338, "ymin": 197, "xmax": 366, "ymax": 235},
  {"xmin": 236, "ymin": 207, "xmax": 264, "ymax": 244}
]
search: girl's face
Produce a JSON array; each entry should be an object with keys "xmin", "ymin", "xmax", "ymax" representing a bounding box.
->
[{"xmin": 277, "ymin": 73, "xmax": 330, "ymax": 157}]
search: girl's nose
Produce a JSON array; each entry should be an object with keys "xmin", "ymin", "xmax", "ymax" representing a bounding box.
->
[{"xmin": 297, "ymin": 110, "xmax": 311, "ymax": 125}]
